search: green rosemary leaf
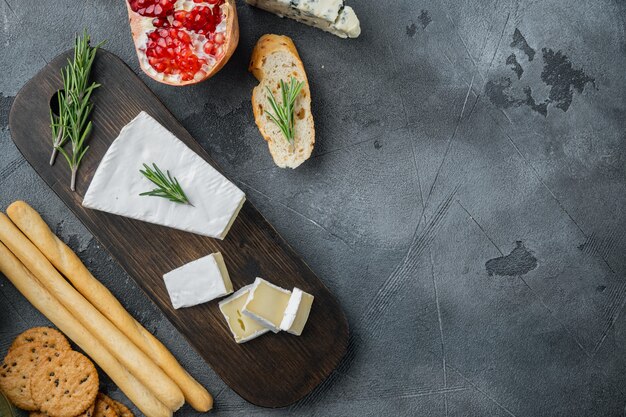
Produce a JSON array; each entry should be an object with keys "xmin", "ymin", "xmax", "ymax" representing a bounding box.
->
[
  {"xmin": 264, "ymin": 76, "xmax": 305, "ymax": 144},
  {"xmin": 57, "ymin": 146, "xmax": 72, "ymax": 168},
  {"xmin": 50, "ymin": 29, "xmax": 105, "ymax": 192},
  {"xmin": 139, "ymin": 163, "xmax": 193, "ymax": 206}
]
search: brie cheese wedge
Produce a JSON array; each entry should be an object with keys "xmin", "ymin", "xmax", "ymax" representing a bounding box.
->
[
  {"xmin": 219, "ymin": 285, "xmax": 271, "ymax": 343},
  {"xmin": 280, "ymin": 287, "xmax": 314, "ymax": 335},
  {"xmin": 242, "ymin": 277, "xmax": 292, "ymax": 333},
  {"xmin": 82, "ymin": 111, "xmax": 245, "ymax": 239},
  {"xmin": 163, "ymin": 252, "xmax": 233, "ymax": 309}
]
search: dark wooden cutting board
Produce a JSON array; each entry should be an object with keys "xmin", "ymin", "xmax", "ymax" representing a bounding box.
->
[{"xmin": 8, "ymin": 49, "xmax": 348, "ymax": 408}]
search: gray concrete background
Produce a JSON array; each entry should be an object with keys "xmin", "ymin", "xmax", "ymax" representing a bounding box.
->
[{"xmin": 1, "ymin": 0, "xmax": 626, "ymax": 416}]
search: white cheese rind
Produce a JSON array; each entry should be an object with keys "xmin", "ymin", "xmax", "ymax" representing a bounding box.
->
[
  {"xmin": 163, "ymin": 252, "xmax": 233, "ymax": 309},
  {"xmin": 242, "ymin": 277, "xmax": 292, "ymax": 333},
  {"xmin": 280, "ymin": 288, "xmax": 314, "ymax": 335},
  {"xmin": 219, "ymin": 285, "xmax": 271, "ymax": 343},
  {"xmin": 82, "ymin": 112, "xmax": 245, "ymax": 239},
  {"xmin": 246, "ymin": 0, "xmax": 360, "ymax": 38}
]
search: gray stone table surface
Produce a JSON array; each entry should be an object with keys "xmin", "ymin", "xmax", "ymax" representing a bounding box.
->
[{"xmin": 1, "ymin": 0, "xmax": 625, "ymax": 416}]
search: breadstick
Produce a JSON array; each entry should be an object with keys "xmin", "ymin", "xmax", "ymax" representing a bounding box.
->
[
  {"xmin": 7, "ymin": 201, "xmax": 213, "ymax": 412},
  {"xmin": 0, "ymin": 213, "xmax": 185, "ymax": 411},
  {"xmin": 0, "ymin": 241, "xmax": 172, "ymax": 417}
]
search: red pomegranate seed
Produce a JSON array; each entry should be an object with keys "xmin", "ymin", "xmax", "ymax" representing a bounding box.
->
[
  {"xmin": 145, "ymin": 28, "xmax": 206, "ymax": 80},
  {"xmin": 128, "ymin": 0, "xmax": 175, "ymax": 17},
  {"xmin": 172, "ymin": 4, "xmax": 224, "ymax": 35},
  {"xmin": 152, "ymin": 17, "xmax": 169, "ymax": 27}
]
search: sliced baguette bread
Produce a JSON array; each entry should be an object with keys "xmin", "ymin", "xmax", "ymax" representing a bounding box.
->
[{"xmin": 249, "ymin": 34, "xmax": 315, "ymax": 169}]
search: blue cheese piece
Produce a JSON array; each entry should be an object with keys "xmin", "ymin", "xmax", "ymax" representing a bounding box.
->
[
  {"xmin": 329, "ymin": 6, "xmax": 360, "ymax": 38},
  {"xmin": 246, "ymin": 0, "xmax": 361, "ymax": 38},
  {"xmin": 242, "ymin": 278, "xmax": 292, "ymax": 333},
  {"xmin": 279, "ymin": 288, "xmax": 314, "ymax": 335},
  {"xmin": 249, "ymin": 0, "xmax": 291, "ymax": 16},
  {"xmin": 219, "ymin": 285, "xmax": 271, "ymax": 343},
  {"xmin": 294, "ymin": 0, "xmax": 342, "ymax": 20},
  {"xmin": 163, "ymin": 252, "xmax": 233, "ymax": 309},
  {"xmin": 82, "ymin": 112, "xmax": 245, "ymax": 239}
]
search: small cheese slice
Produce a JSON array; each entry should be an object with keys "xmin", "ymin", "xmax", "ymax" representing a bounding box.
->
[
  {"xmin": 246, "ymin": 0, "xmax": 361, "ymax": 39},
  {"xmin": 280, "ymin": 287, "xmax": 314, "ymax": 335},
  {"xmin": 163, "ymin": 252, "xmax": 233, "ymax": 309},
  {"xmin": 329, "ymin": 6, "xmax": 360, "ymax": 38},
  {"xmin": 82, "ymin": 111, "xmax": 245, "ymax": 239},
  {"xmin": 242, "ymin": 278, "xmax": 292, "ymax": 333},
  {"xmin": 219, "ymin": 285, "xmax": 271, "ymax": 343}
]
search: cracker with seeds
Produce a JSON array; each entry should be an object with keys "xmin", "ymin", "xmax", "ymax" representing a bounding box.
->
[
  {"xmin": 30, "ymin": 350, "xmax": 98, "ymax": 417},
  {"xmin": 93, "ymin": 394, "xmax": 118, "ymax": 417},
  {"xmin": 9, "ymin": 328, "xmax": 71, "ymax": 353},
  {"xmin": 30, "ymin": 400, "xmax": 95, "ymax": 417},
  {"xmin": 0, "ymin": 344, "xmax": 60, "ymax": 411},
  {"xmin": 110, "ymin": 399, "xmax": 133, "ymax": 417}
]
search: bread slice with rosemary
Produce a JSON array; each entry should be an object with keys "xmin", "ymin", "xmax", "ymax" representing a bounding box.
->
[{"xmin": 249, "ymin": 34, "xmax": 315, "ymax": 169}]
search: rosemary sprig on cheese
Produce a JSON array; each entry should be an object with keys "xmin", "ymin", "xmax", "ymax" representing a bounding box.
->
[
  {"xmin": 51, "ymin": 30, "xmax": 104, "ymax": 191},
  {"xmin": 264, "ymin": 77, "xmax": 305, "ymax": 144},
  {"xmin": 139, "ymin": 163, "xmax": 193, "ymax": 206}
]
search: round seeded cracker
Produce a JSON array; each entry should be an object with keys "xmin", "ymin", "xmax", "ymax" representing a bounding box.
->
[
  {"xmin": 93, "ymin": 394, "xmax": 118, "ymax": 417},
  {"xmin": 9, "ymin": 328, "xmax": 71, "ymax": 353},
  {"xmin": 30, "ymin": 400, "xmax": 95, "ymax": 417},
  {"xmin": 30, "ymin": 350, "xmax": 98, "ymax": 417},
  {"xmin": 110, "ymin": 399, "xmax": 133, "ymax": 417},
  {"xmin": 0, "ymin": 344, "xmax": 60, "ymax": 411}
]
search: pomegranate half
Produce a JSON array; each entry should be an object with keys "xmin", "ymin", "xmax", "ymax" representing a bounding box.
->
[{"xmin": 126, "ymin": 0, "xmax": 239, "ymax": 86}]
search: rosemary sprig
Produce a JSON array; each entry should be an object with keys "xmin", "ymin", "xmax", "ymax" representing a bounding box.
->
[
  {"xmin": 264, "ymin": 76, "xmax": 305, "ymax": 144},
  {"xmin": 139, "ymin": 163, "xmax": 193, "ymax": 206},
  {"xmin": 51, "ymin": 30, "xmax": 104, "ymax": 191}
]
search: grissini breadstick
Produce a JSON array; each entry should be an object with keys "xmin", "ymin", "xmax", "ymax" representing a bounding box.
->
[
  {"xmin": 0, "ymin": 241, "xmax": 172, "ymax": 417},
  {"xmin": 0, "ymin": 213, "xmax": 185, "ymax": 411},
  {"xmin": 7, "ymin": 201, "xmax": 213, "ymax": 412}
]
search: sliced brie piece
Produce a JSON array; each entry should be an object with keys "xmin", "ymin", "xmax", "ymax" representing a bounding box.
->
[
  {"xmin": 163, "ymin": 252, "xmax": 233, "ymax": 309},
  {"xmin": 219, "ymin": 285, "xmax": 271, "ymax": 343},
  {"xmin": 82, "ymin": 111, "xmax": 245, "ymax": 239},
  {"xmin": 242, "ymin": 277, "xmax": 292, "ymax": 333},
  {"xmin": 280, "ymin": 288, "xmax": 314, "ymax": 335},
  {"xmin": 246, "ymin": 0, "xmax": 361, "ymax": 39}
]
